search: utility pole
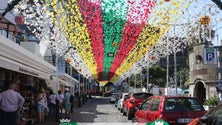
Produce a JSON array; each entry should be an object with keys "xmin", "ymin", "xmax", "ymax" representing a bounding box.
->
[
  {"xmin": 173, "ymin": 25, "xmax": 178, "ymax": 95},
  {"xmin": 147, "ymin": 60, "xmax": 149, "ymax": 92}
]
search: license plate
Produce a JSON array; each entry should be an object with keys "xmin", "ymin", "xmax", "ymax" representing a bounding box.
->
[{"xmin": 177, "ymin": 118, "xmax": 193, "ymax": 123}]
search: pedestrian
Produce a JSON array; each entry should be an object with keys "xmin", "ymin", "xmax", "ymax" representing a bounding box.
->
[
  {"xmin": 56, "ymin": 90, "xmax": 64, "ymax": 114},
  {"xmin": 14, "ymin": 84, "xmax": 22, "ymax": 125},
  {"xmin": 48, "ymin": 90, "xmax": 56, "ymax": 119},
  {"xmin": 36, "ymin": 88, "xmax": 47, "ymax": 123},
  {"xmin": 63, "ymin": 88, "xmax": 71, "ymax": 118},
  {"xmin": 0, "ymin": 82, "xmax": 25, "ymax": 125}
]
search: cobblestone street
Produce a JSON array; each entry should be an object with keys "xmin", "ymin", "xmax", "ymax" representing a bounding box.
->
[{"xmin": 39, "ymin": 96, "xmax": 131, "ymax": 125}]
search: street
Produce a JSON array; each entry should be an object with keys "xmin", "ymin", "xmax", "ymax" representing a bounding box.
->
[{"xmin": 41, "ymin": 96, "xmax": 132, "ymax": 125}]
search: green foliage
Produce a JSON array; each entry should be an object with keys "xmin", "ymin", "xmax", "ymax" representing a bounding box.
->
[
  {"xmin": 204, "ymin": 94, "xmax": 219, "ymax": 106},
  {"xmin": 146, "ymin": 65, "xmax": 166, "ymax": 87},
  {"xmin": 180, "ymin": 68, "xmax": 189, "ymax": 88}
]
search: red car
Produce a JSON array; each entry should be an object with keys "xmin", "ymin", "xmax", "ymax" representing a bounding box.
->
[
  {"xmin": 134, "ymin": 95, "xmax": 206, "ymax": 125},
  {"xmin": 122, "ymin": 92, "xmax": 153, "ymax": 120}
]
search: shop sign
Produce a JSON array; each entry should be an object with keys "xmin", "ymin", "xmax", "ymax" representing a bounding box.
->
[{"xmin": 19, "ymin": 67, "xmax": 39, "ymax": 76}]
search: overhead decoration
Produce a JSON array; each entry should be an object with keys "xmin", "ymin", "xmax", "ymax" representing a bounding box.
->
[
  {"xmin": 14, "ymin": 15, "xmax": 25, "ymax": 25},
  {"xmin": 13, "ymin": 0, "xmax": 221, "ymax": 84},
  {"xmin": 109, "ymin": 0, "xmax": 193, "ymax": 82},
  {"xmin": 66, "ymin": 58, "xmax": 71, "ymax": 64},
  {"xmin": 107, "ymin": 0, "xmax": 155, "ymax": 81},
  {"xmin": 199, "ymin": 16, "xmax": 210, "ymax": 25}
]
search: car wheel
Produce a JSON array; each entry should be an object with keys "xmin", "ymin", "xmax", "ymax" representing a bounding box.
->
[
  {"xmin": 126, "ymin": 108, "xmax": 132, "ymax": 120},
  {"xmin": 127, "ymin": 112, "xmax": 132, "ymax": 120}
]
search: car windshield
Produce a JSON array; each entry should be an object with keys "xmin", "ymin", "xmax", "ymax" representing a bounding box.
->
[
  {"xmin": 133, "ymin": 93, "xmax": 153, "ymax": 100},
  {"xmin": 164, "ymin": 98, "xmax": 204, "ymax": 112}
]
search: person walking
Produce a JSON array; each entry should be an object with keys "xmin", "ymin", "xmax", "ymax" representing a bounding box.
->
[
  {"xmin": 36, "ymin": 88, "xmax": 47, "ymax": 123},
  {"xmin": 56, "ymin": 90, "xmax": 64, "ymax": 114},
  {"xmin": 0, "ymin": 83, "xmax": 25, "ymax": 125},
  {"xmin": 64, "ymin": 88, "xmax": 71, "ymax": 118},
  {"xmin": 48, "ymin": 90, "xmax": 56, "ymax": 119}
]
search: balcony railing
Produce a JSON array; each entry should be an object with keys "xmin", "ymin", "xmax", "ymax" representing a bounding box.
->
[{"xmin": 0, "ymin": 29, "xmax": 16, "ymax": 43}]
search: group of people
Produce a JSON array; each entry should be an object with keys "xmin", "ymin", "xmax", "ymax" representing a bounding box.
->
[
  {"xmin": 0, "ymin": 81, "xmax": 74, "ymax": 125},
  {"xmin": 36, "ymin": 87, "xmax": 73, "ymax": 123}
]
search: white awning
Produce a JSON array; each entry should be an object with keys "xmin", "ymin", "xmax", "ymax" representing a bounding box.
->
[{"xmin": 0, "ymin": 56, "xmax": 50, "ymax": 80}]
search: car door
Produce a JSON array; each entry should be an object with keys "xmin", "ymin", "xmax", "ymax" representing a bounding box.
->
[
  {"xmin": 147, "ymin": 97, "xmax": 161, "ymax": 122},
  {"xmin": 136, "ymin": 97, "xmax": 152, "ymax": 123}
]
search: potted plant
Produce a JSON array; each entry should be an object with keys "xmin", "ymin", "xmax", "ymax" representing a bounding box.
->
[{"xmin": 203, "ymin": 94, "xmax": 219, "ymax": 110}]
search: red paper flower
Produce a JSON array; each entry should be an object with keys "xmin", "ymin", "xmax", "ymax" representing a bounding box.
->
[{"xmin": 14, "ymin": 15, "xmax": 25, "ymax": 25}]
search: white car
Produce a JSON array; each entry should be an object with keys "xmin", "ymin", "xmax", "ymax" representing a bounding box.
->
[{"xmin": 117, "ymin": 93, "xmax": 129, "ymax": 112}]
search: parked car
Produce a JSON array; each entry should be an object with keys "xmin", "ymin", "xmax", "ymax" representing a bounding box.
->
[
  {"xmin": 134, "ymin": 95, "xmax": 206, "ymax": 125},
  {"xmin": 117, "ymin": 93, "xmax": 129, "ymax": 112},
  {"xmin": 122, "ymin": 92, "xmax": 153, "ymax": 120},
  {"xmin": 188, "ymin": 103, "xmax": 222, "ymax": 125},
  {"xmin": 109, "ymin": 93, "xmax": 119, "ymax": 103}
]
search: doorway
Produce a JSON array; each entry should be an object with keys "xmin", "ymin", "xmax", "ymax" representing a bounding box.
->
[{"xmin": 194, "ymin": 81, "xmax": 206, "ymax": 104}]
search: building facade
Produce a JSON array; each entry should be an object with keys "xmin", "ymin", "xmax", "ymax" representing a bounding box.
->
[{"xmin": 189, "ymin": 41, "xmax": 222, "ymax": 104}]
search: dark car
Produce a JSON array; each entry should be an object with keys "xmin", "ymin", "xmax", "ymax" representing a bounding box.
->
[
  {"xmin": 122, "ymin": 92, "xmax": 153, "ymax": 120},
  {"xmin": 188, "ymin": 103, "xmax": 222, "ymax": 125},
  {"xmin": 109, "ymin": 93, "xmax": 119, "ymax": 103},
  {"xmin": 115, "ymin": 94, "xmax": 121, "ymax": 107},
  {"xmin": 135, "ymin": 95, "xmax": 206, "ymax": 125}
]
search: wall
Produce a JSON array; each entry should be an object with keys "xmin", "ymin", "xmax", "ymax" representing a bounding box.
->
[{"xmin": 20, "ymin": 42, "xmax": 40, "ymax": 57}]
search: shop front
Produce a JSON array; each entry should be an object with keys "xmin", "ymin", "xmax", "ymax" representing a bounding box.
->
[{"xmin": 0, "ymin": 34, "xmax": 57, "ymax": 124}]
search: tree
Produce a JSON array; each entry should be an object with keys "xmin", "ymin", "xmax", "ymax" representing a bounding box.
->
[{"xmin": 144, "ymin": 65, "xmax": 166, "ymax": 88}]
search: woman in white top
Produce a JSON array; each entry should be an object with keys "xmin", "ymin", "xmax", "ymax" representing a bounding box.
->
[{"xmin": 56, "ymin": 90, "xmax": 64, "ymax": 114}]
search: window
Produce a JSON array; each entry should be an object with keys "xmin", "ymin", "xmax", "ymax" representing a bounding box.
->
[
  {"xmin": 164, "ymin": 98, "xmax": 204, "ymax": 111},
  {"xmin": 150, "ymin": 98, "xmax": 160, "ymax": 111},
  {"xmin": 141, "ymin": 98, "xmax": 152, "ymax": 111}
]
